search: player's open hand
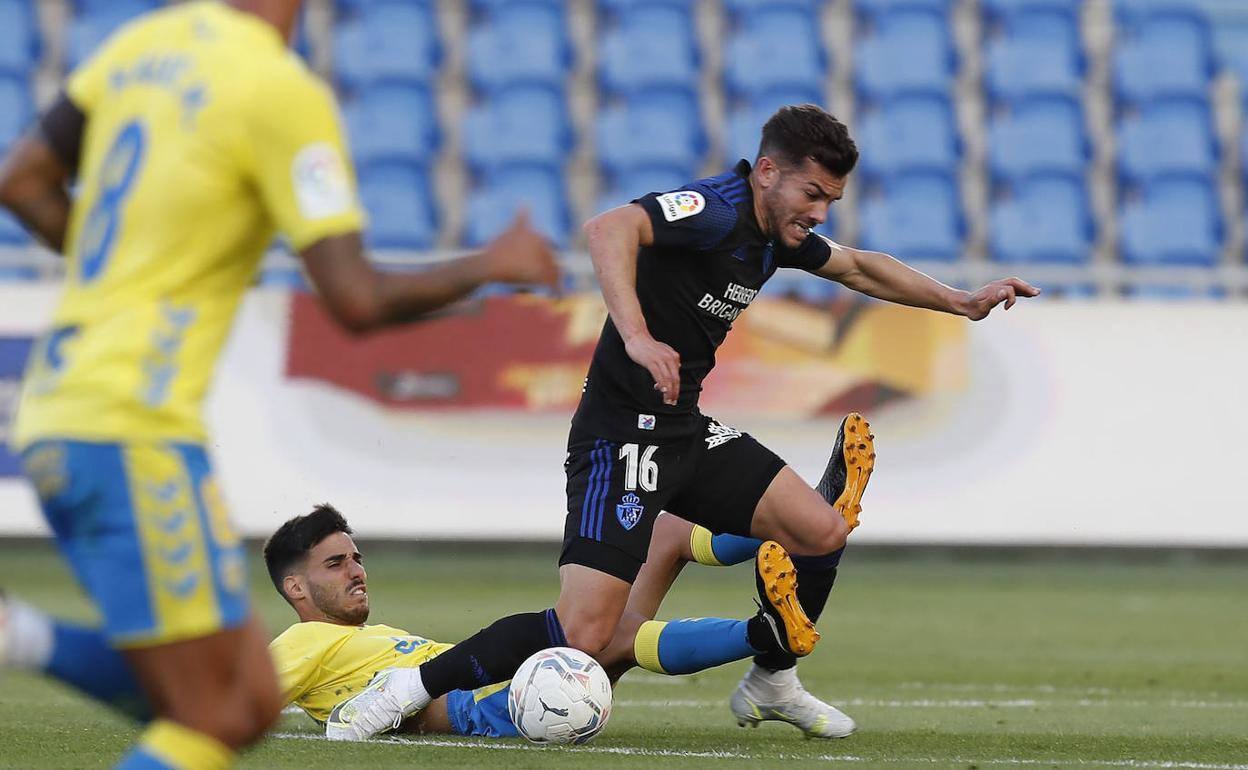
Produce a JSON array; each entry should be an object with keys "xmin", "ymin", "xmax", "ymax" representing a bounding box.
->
[
  {"xmin": 481, "ymin": 210, "xmax": 562, "ymax": 294},
  {"xmin": 958, "ymin": 277, "xmax": 1040, "ymax": 321},
  {"xmin": 624, "ymin": 332, "xmax": 681, "ymax": 406}
]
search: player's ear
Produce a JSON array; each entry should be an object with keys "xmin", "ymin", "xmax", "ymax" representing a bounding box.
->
[
  {"xmin": 754, "ymin": 156, "xmax": 780, "ymax": 189},
  {"xmin": 283, "ymin": 574, "xmax": 306, "ymax": 602}
]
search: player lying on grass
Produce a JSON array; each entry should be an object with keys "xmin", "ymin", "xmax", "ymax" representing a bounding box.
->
[
  {"xmin": 264, "ymin": 504, "xmax": 828, "ymax": 739},
  {"xmin": 287, "ymin": 413, "xmax": 874, "ymax": 741}
]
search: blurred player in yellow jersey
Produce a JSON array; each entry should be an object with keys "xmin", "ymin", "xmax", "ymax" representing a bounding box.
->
[{"xmin": 0, "ymin": 1, "xmax": 557, "ymax": 768}]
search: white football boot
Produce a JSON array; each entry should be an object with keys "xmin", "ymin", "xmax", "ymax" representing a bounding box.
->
[
  {"xmin": 325, "ymin": 668, "xmax": 426, "ymax": 741},
  {"xmin": 730, "ymin": 664, "xmax": 856, "ymax": 739}
]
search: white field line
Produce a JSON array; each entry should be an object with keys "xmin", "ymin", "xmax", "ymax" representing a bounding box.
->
[
  {"xmin": 896, "ymin": 682, "xmax": 1245, "ymax": 699},
  {"xmin": 613, "ymin": 698, "xmax": 1248, "ymax": 709},
  {"xmin": 281, "ymin": 697, "xmax": 1248, "ymax": 717},
  {"xmin": 269, "ymin": 731, "xmax": 1248, "ymax": 770}
]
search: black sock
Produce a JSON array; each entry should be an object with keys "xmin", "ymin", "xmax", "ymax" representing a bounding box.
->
[
  {"xmin": 419, "ymin": 608, "xmax": 567, "ymax": 698},
  {"xmin": 753, "ymin": 547, "xmax": 844, "ymax": 671},
  {"xmin": 745, "ymin": 612, "xmax": 783, "ymax": 653}
]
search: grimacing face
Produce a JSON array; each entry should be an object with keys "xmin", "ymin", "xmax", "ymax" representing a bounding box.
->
[
  {"xmin": 755, "ymin": 156, "xmax": 846, "ymax": 249},
  {"xmin": 299, "ymin": 531, "xmax": 370, "ymax": 625}
]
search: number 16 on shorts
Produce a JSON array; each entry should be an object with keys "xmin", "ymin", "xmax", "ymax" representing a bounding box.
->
[{"xmin": 619, "ymin": 444, "xmax": 658, "ymax": 493}]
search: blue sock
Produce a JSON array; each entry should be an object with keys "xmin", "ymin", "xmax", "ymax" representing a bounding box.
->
[
  {"xmin": 114, "ymin": 749, "xmax": 175, "ymax": 770},
  {"xmin": 48, "ymin": 622, "xmax": 150, "ymax": 721},
  {"xmin": 634, "ymin": 617, "xmax": 763, "ymax": 675},
  {"xmin": 689, "ymin": 526, "xmax": 763, "ymax": 567},
  {"xmin": 710, "ymin": 534, "xmax": 763, "ymax": 565}
]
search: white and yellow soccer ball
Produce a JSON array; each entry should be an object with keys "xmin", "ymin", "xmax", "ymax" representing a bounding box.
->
[{"xmin": 507, "ymin": 647, "xmax": 613, "ymax": 745}]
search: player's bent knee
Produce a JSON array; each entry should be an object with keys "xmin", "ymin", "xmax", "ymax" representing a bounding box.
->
[
  {"xmin": 793, "ymin": 515, "xmax": 848, "ymax": 557},
  {"xmin": 561, "ymin": 619, "xmax": 617, "ymax": 657}
]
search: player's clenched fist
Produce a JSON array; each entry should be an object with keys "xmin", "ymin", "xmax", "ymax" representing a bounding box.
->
[
  {"xmin": 624, "ymin": 332, "xmax": 681, "ymax": 406},
  {"xmin": 956, "ymin": 277, "xmax": 1040, "ymax": 321},
  {"xmin": 481, "ymin": 210, "xmax": 562, "ymax": 293}
]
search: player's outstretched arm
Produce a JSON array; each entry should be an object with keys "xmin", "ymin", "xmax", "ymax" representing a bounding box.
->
[
  {"xmin": 583, "ymin": 204, "xmax": 680, "ymax": 405},
  {"xmin": 300, "ymin": 211, "xmax": 560, "ymax": 334},
  {"xmin": 813, "ymin": 236, "xmax": 1040, "ymax": 320}
]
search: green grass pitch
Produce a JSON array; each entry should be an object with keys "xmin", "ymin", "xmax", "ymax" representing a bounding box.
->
[{"xmin": 1, "ymin": 540, "xmax": 1245, "ymax": 769}]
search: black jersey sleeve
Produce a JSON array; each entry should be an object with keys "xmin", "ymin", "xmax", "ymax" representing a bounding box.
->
[
  {"xmin": 634, "ymin": 184, "xmax": 738, "ymax": 251},
  {"xmin": 777, "ymin": 231, "xmax": 833, "ymax": 272}
]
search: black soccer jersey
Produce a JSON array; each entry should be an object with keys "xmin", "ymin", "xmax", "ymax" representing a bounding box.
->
[{"xmin": 571, "ymin": 160, "xmax": 832, "ymax": 443}]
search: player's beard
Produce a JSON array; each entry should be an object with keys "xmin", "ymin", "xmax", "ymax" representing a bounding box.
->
[
  {"xmin": 310, "ymin": 580, "xmax": 370, "ymax": 625},
  {"xmin": 760, "ymin": 186, "xmax": 809, "ymax": 249}
]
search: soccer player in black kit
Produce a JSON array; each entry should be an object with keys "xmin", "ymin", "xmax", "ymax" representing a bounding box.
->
[{"xmin": 330, "ymin": 105, "xmax": 1041, "ymax": 740}]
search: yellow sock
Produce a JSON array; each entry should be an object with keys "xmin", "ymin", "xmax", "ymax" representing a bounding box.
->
[
  {"xmin": 688, "ymin": 525, "xmax": 725, "ymax": 566},
  {"xmin": 633, "ymin": 620, "xmax": 669, "ymax": 674},
  {"xmin": 134, "ymin": 719, "xmax": 235, "ymax": 770}
]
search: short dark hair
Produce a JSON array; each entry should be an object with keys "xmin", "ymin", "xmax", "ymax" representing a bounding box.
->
[
  {"xmin": 758, "ymin": 104, "xmax": 858, "ymax": 178},
  {"xmin": 262, "ymin": 504, "xmax": 353, "ymax": 600}
]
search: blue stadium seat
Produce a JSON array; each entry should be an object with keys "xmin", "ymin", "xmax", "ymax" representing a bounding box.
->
[
  {"xmin": 724, "ymin": 0, "xmax": 821, "ymax": 16},
  {"xmin": 859, "ymin": 172, "xmax": 963, "ymax": 261},
  {"xmin": 597, "ymin": 0, "xmax": 695, "ymax": 20},
  {"xmin": 596, "ymin": 88, "xmax": 704, "ymax": 178},
  {"xmin": 465, "ymin": 166, "xmax": 569, "ymax": 248},
  {"xmin": 989, "ymin": 173, "xmax": 1092, "ymax": 264},
  {"xmin": 68, "ymin": 0, "xmax": 160, "ymax": 67},
  {"xmin": 856, "ymin": 93, "xmax": 958, "ymax": 179},
  {"xmin": 984, "ymin": 6, "xmax": 1082, "ymax": 100},
  {"xmin": 725, "ymin": 87, "xmax": 825, "ymax": 165},
  {"xmin": 855, "ymin": 7, "xmax": 954, "ymax": 100},
  {"xmin": 596, "ymin": 165, "xmax": 691, "ymax": 215},
  {"xmin": 342, "ymin": 82, "xmax": 439, "ymax": 165},
  {"xmin": 1124, "ymin": 284, "xmax": 1226, "ymax": 301},
  {"xmin": 599, "ymin": 4, "xmax": 698, "ymax": 94},
  {"xmin": 468, "ymin": 0, "xmax": 565, "ymax": 11},
  {"xmin": 1116, "ymin": 98, "xmax": 1216, "ymax": 184},
  {"xmin": 0, "ymin": 0, "xmax": 39, "ymax": 76},
  {"xmin": 1119, "ymin": 175, "xmax": 1220, "ymax": 266},
  {"xmin": 981, "ymin": 0, "xmax": 1079, "ymax": 19},
  {"xmin": 71, "ymin": 0, "xmax": 160, "ymax": 11},
  {"xmin": 465, "ymin": 2, "xmax": 570, "ymax": 91},
  {"xmin": 334, "ymin": 1, "xmax": 440, "ymax": 87},
  {"xmin": 724, "ymin": 6, "xmax": 825, "ymax": 98},
  {"xmin": 0, "ymin": 77, "xmax": 32, "ymax": 149},
  {"xmin": 856, "ymin": 0, "xmax": 953, "ymax": 15},
  {"xmin": 0, "ymin": 208, "xmax": 31, "ymax": 246},
  {"xmin": 987, "ymin": 96, "xmax": 1087, "ymax": 180},
  {"xmin": 357, "ymin": 162, "xmax": 438, "ymax": 250},
  {"xmin": 1113, "ymin": 10, "xmax": 1214, "ymax": 102},
  {"xmin": 335, "ymin": 0, "xmax": 436, "ymax": 16},
  {"xmin": 462, "ymin": 85, "xmax": 570, "ymax": 174}
]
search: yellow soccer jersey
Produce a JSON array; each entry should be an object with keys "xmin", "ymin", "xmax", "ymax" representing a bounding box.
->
[
  {"xmin": 13, "ymin": 1, "xmax": 365, "ymax": 449},
  {"xmin": 269, "ymin": 621, "xmax": 452, "ymax": 723}
]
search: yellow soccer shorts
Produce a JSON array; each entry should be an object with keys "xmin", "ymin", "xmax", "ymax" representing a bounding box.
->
[{"xmin": 21, "ymin": 440, "xmax": 249, "ymax": 647}]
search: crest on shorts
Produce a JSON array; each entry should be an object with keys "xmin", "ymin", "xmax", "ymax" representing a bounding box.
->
[
  {"xmin": 616, "ymin": 493, "xmax": 644, "ymax": 531},
  {"xmin": 705, "ymin": 420, "xmax": 742, "ymax": 449}
]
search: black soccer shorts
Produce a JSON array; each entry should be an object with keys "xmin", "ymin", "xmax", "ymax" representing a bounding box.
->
[{"xmin": 560, "ymin": 415, "xmax": 786, "ymax": 583}]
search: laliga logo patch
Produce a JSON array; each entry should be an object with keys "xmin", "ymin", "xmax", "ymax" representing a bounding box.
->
[
  {"xmin": 638, "ymin": 414, "xmax": 656, "ymax": 431},
  {"xmin": 657, "ymin": 190, "xmax": 705, "ymax": 222},
  {"xmin": 616, "ymin": 492, "xmax": 644, "ymax": 531}
]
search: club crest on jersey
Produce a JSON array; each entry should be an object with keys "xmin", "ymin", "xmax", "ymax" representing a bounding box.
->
[
  {"xmin": 705, "ymin": 420, "xmax": 743, "ymax": 449},
  {"xmin": 656, "ymin": 190, "xmax": 705, "ymax": 222},
  {"xmin": 616, "ymin": 493, "xmax": 644, "ymax": 530},
  {"xmin": 638, "ymin": 414, "xmax": 656, "ymax": 430}
]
